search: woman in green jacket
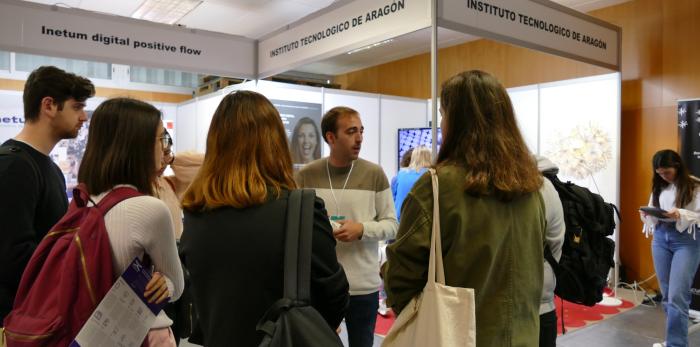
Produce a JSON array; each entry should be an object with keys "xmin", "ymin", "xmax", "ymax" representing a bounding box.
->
[{"xmin": 384, "ymin": 70, "xmax": 547, "ymax": 346}]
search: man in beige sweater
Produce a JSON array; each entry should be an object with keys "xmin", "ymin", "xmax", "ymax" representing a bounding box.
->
[{"xmin": 296, "ymin": 106, "xmax": 398, "ymax": 347}]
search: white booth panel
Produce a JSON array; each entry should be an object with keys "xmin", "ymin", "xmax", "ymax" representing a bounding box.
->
[
  {"xmin": 380, "ymin": 96, "xmax": 429, "ymax": 180},
  {"xmin": 194, "ymin": 93, "xmax": 226, "ymax": 152},
  {"xmin": 255, "ymin": 80, "xmax": 323, "ymax": 105},
  {"xmin": 324, "ymin": 90, "xmax": 381, "ymax": 165},
  {"xmin": 176, "ymin": 101, "xmax": 198, "ymax": 152},
  {"xmin": 508, "ymin": 85, "xmax": 540, "ymax": 154},
  {"xmin": 0, "ymin": 91, "xmax": 25, "ymax": 143},
  {"xmin": 539, "ymin": 73, "xmax": 620, "ymax": 205}
]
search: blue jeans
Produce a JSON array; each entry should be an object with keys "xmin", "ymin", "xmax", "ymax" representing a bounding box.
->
[
  {"xmin": 345, "ymin": 291, "xmax": 378, "ymax": 347},
  {"xmin": 652, "ymin": 222, "xmax": 700, "ymax": 347}
]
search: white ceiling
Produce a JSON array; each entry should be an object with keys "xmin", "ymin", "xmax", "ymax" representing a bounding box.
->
[{"xmin": 20, "ymin": 0, "xmax": 630, "ymax": 75}]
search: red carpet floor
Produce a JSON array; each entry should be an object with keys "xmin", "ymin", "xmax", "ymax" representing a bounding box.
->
[
  {"xmin": 373, "ymin": 296, "xmax": 636, "ymax": 337},
  {"xmin": 554, "ymin": 296, "xmax": 635, "ymax": 334}
]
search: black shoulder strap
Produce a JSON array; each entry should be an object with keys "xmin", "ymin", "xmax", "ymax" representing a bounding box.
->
[
  {"xmin": 297, "ymin": 189, "xmax": 315, "ymax": 301},
  {"xmin": 282, "ymin": 189, "xmax": 315, "ymax": 302},
  {"xmin": 0, "ymin": 145, "xmax": 42, "ymax": 186},
  {"xmin": 283, "ymin": 190, "xmax": 301, "ymax": 300},
  {"xmin": 544, "ymin": 245, "xmax": 560, "ymax": 275}
]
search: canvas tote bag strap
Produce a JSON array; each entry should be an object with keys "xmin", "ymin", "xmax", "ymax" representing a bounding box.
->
[{"xmin": 427, "ymin": 169, "xmax": 446, "ymax": 285}]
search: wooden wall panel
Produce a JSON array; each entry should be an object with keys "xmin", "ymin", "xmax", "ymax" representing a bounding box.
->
[
  {"xmin": 0, "ymin": 79, "xmax": 25, "ymax": 91},
  {"xmin": 94, "ymin": 87, "xmax": 192, "ymax": 103},
  {"xmin": 661, "ymin": 0, "xmax": 700, "ymax": 106},
  {"xmin": 590, "ymin": 0, "xmax": 664, "ymax": 290},
  {"xmin": 333, "ymin": 0, "xmax": 700, "ymax": 289},
  {"xmin": 0, "ymin": 78, "xmax": 192, "ymax": 103}
]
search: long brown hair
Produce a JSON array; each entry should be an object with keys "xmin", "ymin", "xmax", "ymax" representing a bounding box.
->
[
  {"xmin": 652, "ymin": 149, "xmax": 697, "ymax": 208},
  {"xmin": 182, "ymin": 91, "xmax": 297, "ymax": 211},
  {"xmin": 78, "ymin": 98, "xmax": 161, "ymax": 196},
  {"xmin": 437, "ymin": 70, "xmax": 541, "ymax": 201}
]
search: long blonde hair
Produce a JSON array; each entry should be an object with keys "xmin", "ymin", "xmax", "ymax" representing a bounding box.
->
[
  {"xmin": 182, "ymin": 91, "xmax": 296, "ymax": 211},
  {"xmin": 408, "ymin": 146, "xmax": 431, "ymax": 172}
]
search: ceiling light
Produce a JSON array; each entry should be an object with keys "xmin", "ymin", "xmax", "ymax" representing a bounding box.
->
[
  {"xmin": 347, "ymin": 39, "xmax": 394, "ymax": 55},
  {"xmin": 131, "ymin": 0, "xmax": 202, "ymax": 25}
]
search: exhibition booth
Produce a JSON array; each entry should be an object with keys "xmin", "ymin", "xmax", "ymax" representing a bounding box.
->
[{"xmin": 0, "ymin": 0, "xmax": 623, "ymax": 296}]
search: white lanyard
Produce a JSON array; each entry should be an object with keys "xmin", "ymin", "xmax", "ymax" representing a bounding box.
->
[{"xmin": 326, "ymin": 159, "xmax": 354, "ymax": 217}]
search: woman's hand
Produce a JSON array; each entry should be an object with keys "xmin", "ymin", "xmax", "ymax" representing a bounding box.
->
[
  {"xmin": 664, "ymin": 208, "xmax": 681, "ymax": 220},
  {"xmin": 144, "ymin": 272, "xmax": 170, "ymax": 304}
]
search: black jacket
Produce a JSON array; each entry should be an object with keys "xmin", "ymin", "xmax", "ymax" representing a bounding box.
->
[
  {"xmin": 0, "ymin": 140, "xmax": 68, "ymax": 322},
  {"xmin": 181, "ymin": 190, "xmax": 349, "ymax": 347}
]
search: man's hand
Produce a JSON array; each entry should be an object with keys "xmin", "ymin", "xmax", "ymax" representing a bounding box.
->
[{"xmin": 333, "ymin": 220, "xmax": 364, "ymax": 242}]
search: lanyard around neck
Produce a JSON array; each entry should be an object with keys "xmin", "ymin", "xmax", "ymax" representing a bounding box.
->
[{"xmin": 326, "ymin": 159, "xmax": 354, "ymax": 217}]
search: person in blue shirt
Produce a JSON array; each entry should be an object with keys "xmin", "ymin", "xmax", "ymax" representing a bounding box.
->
[
  {"xmin": 391, "ymin": 148, "xmax": 413, "ymax": 203},
  {"xmin": 393, "ymin": 146, "xmax": 431, "ymax": 221}
]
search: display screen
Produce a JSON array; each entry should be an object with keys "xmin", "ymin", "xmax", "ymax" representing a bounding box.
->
[{"xmin": 397, "ymin": 127, "xmax": 442, "ymax": 169}]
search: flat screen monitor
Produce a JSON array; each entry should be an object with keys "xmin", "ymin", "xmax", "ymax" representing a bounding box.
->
[{"xmin": 397, "ymin": 127, "xmax": 442, "ymax": 169}]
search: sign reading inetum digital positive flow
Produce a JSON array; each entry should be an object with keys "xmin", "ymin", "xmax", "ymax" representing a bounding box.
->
[
  {"xmin": 0, "ymin": 0, "xmax": 256, "ymax": 78},
  {"xmin": 439, "ymin": 0, "xmax": 621, "ymax": 70}
]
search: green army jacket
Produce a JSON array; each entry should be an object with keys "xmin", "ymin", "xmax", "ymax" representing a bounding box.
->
[{"xmin": 384, "ymin": 165, "xmax": 546, "ymax": 347}]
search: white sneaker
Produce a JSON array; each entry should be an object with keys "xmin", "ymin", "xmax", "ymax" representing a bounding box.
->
[
  {"xmin": 652, "ymin": 342, "xmax": 666, "ymax": 347},
  {"xmin": 378, "ymin": 299, "xmax": 389, "ymax": 316}
]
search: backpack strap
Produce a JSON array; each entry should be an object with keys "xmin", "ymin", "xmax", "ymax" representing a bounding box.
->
[
  {"xmin": 297, "ymin": 189, "xmax": 315, "ymax": 302},
  {"xmin": 0, "ymin": 144, "xmax": 42, "ymax": 190},
  {"xmin": 283, "ymin": 190, "xmax": 301, "ymax": 300},
  {"xmin": 96, "ymin": 186, "xmax": 144, "ymax": 215},
  {"xmin": 71, "ymin": 184, "xmax": 143, "ymax": 214},
  {"xmin": 543, "ymin": 245, "xmax": 560, "ymax": 275},
  {"xmin": 282, "ymin": 189, "xmax": 315, "ymax": 301}
]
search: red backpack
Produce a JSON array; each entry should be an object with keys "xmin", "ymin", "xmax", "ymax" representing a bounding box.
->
[{"xmin": 3, "ymin": 185, "xmax": 142, "ymax": 346}]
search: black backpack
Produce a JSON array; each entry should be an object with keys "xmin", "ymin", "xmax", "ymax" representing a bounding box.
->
[
  {"xmin": 543, "ymin": 173, "xmax": 619, "ymax": 307},
  {"xmin": 256, "ymin": 189, "xmax": 344, "ymax": 347}
]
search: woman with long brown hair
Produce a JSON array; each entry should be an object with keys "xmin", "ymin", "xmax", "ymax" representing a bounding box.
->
[
  {"xmin": 78, "ymin": 97, "xmax": 184, "ymax": 346},
  {"xmin": 641, "ymin": 149, "xmax": 700, "ymax": 347},
  {"xmin": 383, "ymin": 70, "xmax": 546, "ymax": 346},
  {"xmin": 180, "ymin": 91, "xmax": 348, "ymax": 346}
]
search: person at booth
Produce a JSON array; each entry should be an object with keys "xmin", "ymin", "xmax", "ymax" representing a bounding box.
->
[
  {"xmin": 383, "ymin": 70, "xmax": 546, "ymax": 346},
  {"xmin": 0, "ymin": 66, "xmax": 94, "ymax": 325},
  {"xmin": 295, "ymin": 106, "xmax": 398, "ymax": 347},
  {"xmin": 180, "ymin": 91, "xmax": 349, "ymax": 346},
  {"xmin": 641, "ymin": 149, "xmax": 700, "ymax": 347}
]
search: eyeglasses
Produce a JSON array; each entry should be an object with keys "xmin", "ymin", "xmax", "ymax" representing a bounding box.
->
[{"xmin": 157, "ymin": 132, "xmax": 172, "ymax": 148}]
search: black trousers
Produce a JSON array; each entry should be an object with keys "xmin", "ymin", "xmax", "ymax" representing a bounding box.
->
[{"xmin": 539, "ymin": 309, "xmax": 558, "ymax": 347}]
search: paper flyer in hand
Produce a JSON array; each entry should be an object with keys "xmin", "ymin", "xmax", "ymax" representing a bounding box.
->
[{"xmin": 70, "ymin": 257, "xmax": 166, "ymax": 347}]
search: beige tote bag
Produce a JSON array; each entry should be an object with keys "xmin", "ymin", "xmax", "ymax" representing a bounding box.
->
[{"xmin": 382, "ymin": 169, "xmax": 476, "ymax": 347}]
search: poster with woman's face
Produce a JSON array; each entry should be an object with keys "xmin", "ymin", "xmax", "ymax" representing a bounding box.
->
[{"xmin": 271, "ymin": 99, "xmax": 323, "ymax": 168}]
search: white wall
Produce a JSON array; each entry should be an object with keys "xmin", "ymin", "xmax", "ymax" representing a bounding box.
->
[
  {"xmin": 174, "ymin": 81, "xmax": 257, "ymax": 152},
  {"xmin": 175, "ymin": 100, "xmax": 198, "ymax": 152},
  {"xmin": 508, "ymin": 85, "xmax": 540, "ymax": 154},
  {"xmin": 380, "ymin": 96, "xmax": 429, "ymax": 179},
  {"xmin": 539, "ymin": 73, "xmax": 620, "ymax": 205}
]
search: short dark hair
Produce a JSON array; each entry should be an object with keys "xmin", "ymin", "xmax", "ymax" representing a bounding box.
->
[
  {"xmin": 400, "ymin": 148, "xmax": 414, "ymax": 168},
  {"xmin": 78, "ymin": 98, "xmax": 161, "ymax": 196},
  {"xmin": 23, "ymin": 66, "xmax": 95, "ymax": 122},
  {"xmin": 321, "ymin": 106, "xmax": 358, "ymax": 143}
]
